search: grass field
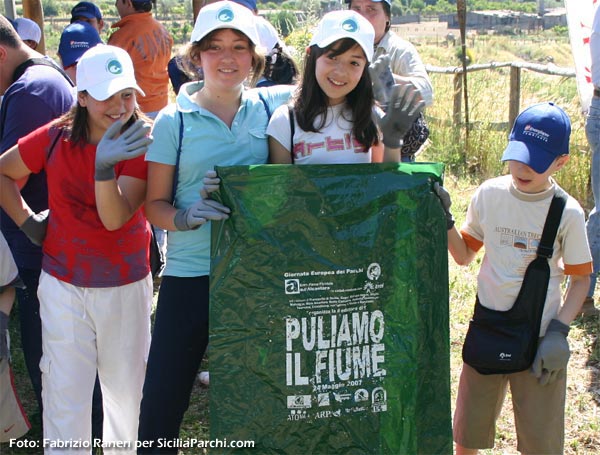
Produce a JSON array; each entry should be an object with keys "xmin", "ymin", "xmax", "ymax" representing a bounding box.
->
[{"xmin": 1, "ymin": 29, "xmax": 599, "ymax": 455}]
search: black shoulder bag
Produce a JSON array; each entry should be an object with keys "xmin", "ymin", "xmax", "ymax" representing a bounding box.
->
[{"xmin": 462, "ymin": 190, "xmax": 567, "ymax": 375}]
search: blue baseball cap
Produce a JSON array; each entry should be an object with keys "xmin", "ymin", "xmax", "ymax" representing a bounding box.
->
[
  {"xmin": 70, "ymin": 2, "xmax": 102, "ymax": 21},
  {"xmin": 232, "ymin": 0, "xmax": 257, "ymax": 10},
  {"xmin": 59, "ymin": 21, "xmax": 103, "ymax": 68},
  {"xmin": 345, "ymin": 0, "xmax": 392, "ymax": 6},
  {"xmin": 501, "ymin": 102, "xmax": 571, "ymax": 174}
]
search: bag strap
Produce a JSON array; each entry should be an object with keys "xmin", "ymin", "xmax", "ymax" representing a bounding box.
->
[
  {"xmin": 172, "ymin": 111, "xmax": 184, "ymax": 205},
  {"xmin": 288, "ymin": 104, "xmax": 295, "ymax": 164},
  {"xmin": 536, "ymin": 188, "xmax": 568, "ymax": 259},
  {"xmin": 258, "ymin": 92, "xmax": 272, "ymax": 120},
  {"xmin": 13, "ymin": 58, "xmax": 75, "ymax": 87}
]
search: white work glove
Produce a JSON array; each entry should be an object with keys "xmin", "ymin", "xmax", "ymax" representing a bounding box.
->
[
  {"xmin": 531, "ymin": 319, "xmax": 570, "ymax": 386},
  {"xmin": 95, "ymin": 120, "xmax": 152, "ymax": 181},
  {"xmin": 377, "ymin": 84, "xmax": 425, "ymax": 148}
]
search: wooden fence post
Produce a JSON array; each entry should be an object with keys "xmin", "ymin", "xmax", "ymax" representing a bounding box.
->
[
  {"xmin": 453, "ymin": 72, "xmax": 462, "ymax": 127},
  {"xmin": 22, "ymin": 0, "xmax": 45, "ymax": 55},
  {"xmin": 509, "ymin": 65, "xmax": 521, "ymax": 129}
]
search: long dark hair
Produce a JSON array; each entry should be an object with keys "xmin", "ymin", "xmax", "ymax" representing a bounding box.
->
[
  {"xmin": 294, "ymin": 39, "xmax": 379, "ymax": 149},
  {"xmin": 52, "ymin": 91, "xmax": 150, "ymax": 145}
]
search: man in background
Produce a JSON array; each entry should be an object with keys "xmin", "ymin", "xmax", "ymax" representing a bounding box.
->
[
  {"xmin": 109, "ymin": 0, "xmax": 173, "ymax": 118},
  {"xmin": 71, "ymin": 1, "xmax": 105, "ymax": 34}
]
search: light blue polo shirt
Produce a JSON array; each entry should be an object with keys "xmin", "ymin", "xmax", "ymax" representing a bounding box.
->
[{"xmin": 147, "ymin": 81, "xmax": 293, "ymax": 277}]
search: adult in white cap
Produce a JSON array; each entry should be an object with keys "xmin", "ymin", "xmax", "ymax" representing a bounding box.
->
[
  {"xmin": 0, "ymin": 43, "xmax": 153, "ymax": 451},
  {"xmin": 348, "ymin": 0, "xmax": 433, "ymax": 161},
  {"xmin": 267, "ymin": 10, "xmax": 423, "ymax": 165},
  {"xmin": 15, "ymin": 17, "xmax": 41, "ymax": 50},
  {"xmin": 137, "ymin": 1, "xmax": 293, "ymax": 450}
]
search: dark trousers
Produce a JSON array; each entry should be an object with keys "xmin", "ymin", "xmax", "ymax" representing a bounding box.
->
[
  {"xmin": 138, "ymin": 275, "xmax": 210, "ymax": 454},
  {"xmin": 16, "ymin": 267, "xmax": 104, "ymax": 440}
]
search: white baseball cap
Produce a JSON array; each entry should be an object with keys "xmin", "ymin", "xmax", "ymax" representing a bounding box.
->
[
  {"xmin": 190, "ymin": 0, "xmax": 260, "ymax": 47},
  {"xmin": 76, "ymin": 44, "xmax": 145, "ymax": 101},
  {"xmin": 309, "ymin": 10, "xmax": 375, "ymax": 62},
  {"xmin": 15, "ymin": 17, "xmax": 41, "ymax": 44}
]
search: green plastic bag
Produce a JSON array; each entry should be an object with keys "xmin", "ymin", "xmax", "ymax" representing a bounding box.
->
[{"xmin": 210, "ymin": 163, "xmax": 451, "ymax": 454}]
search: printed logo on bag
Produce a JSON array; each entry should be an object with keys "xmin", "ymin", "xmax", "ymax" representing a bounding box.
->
[
  {"xmin": 217, "ymin": 7, "xmax": 234, "ymax": 23},
  {"xmin": 499, "ymin": 352, "xmax": 512, "ymax": 361},
  {"xmin": 341, "ymin": 18, "xmax": 359, "ymax": 33},
  {"xmin": 106, "ymin": 59, "xmax": 122, "ymax": 75},
  {"xmin": 287, "ymin": 394, "xmax": 312, "ymax": 409}
]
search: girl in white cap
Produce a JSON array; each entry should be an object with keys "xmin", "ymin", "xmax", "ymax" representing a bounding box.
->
[
  {"xmin": 139, "ymin": 1, "xmax": 293, "ymax": 450},
  {"xmin": 267, "ymin": 10, "xmax": 423, "ymax": 165},
  {"xmin": 0, "ymin": 44, "xmax": 152, "ymax": 453}
]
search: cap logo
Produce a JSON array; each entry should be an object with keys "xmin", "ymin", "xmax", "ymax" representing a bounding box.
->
[
  {"xmin": 523, "ymin": 124, "xmax": 550, "ymax": 143},
  {"xmin": 217, "ymin": 7, "xmax": 234, "ymax": 23},
  {"xmin": 106, "ymin": 59, "xmax": 123, "ymax": 75},
  {"xmin": 341, "ymin": 18, "xmax": 359, "ymax": 33},
  {"xmin": 70, "ymin": 40, "xmax": 90, "ymax": 48}
]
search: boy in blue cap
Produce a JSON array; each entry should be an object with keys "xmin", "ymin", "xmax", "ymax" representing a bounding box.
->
[
  {"xmin": 437, "ymin": 102, "xmax": 592, "ymax": 454},
  {"xmin": 71, "ymin": 1, "xmax": 104, "ymax": 34}
]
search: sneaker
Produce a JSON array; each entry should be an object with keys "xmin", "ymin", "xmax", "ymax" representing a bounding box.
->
[
  {"xmin": 580, "ymin": 297, "xmax": 600, "ymax": 317},
  {"xmin": 198, "ymin": 371, "xmax": 209, "ymax": 386}
]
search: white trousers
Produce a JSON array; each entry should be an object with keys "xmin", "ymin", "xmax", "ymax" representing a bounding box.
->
[{"xmin": 38, "ymin": 271, "xmax": 152, "ymax": 454}]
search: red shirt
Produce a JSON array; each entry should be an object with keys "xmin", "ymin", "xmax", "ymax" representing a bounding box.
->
[{"xmin": 18, "ymin": 124, "xmax": 150, "ymax": 287}]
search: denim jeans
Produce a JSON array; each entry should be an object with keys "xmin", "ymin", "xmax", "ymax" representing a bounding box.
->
[{"xmin": 585, "ymin": 97, "xmax": 600, "ymax": 297}]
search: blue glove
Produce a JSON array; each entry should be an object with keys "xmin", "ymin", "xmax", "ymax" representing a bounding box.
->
[
  {"xmin": 433, "ymin": 182, "xmax": 455, "ymax": 230},
  {"xmin": 174, "ymin": 195, "xmax": 231, "ymax": 231},
  {"xmin": 95, "ymin": 120, "xmax": 152, "ymax": 181},
  {"xmin": 368, "ymin": 54, "xmax": 395, "ymax": 111},
  {"xmin": 0, "ymin": 310, "xmax": 8, "ymax": 361},
  {"xmin": 20, "ymin": 209, "xmax": 49, "ymax": 246},
  {"xmin": 377, "ymin": 84, "xmax": 425, "ymax": 148},
  {"xmin": 531, "ymin": 319, "xmax": 570, "ymax": 386}
]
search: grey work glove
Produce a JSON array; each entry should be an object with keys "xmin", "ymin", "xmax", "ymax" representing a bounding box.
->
[
  {"xmin": 433, "ymin": 182, "xmax": 455, "ymax": 230},
  {"xmin": 368, "ymin": 54, "xmax": 395, "ymax": 111},
  {"xmin": 377, "ymin": 84, "xmax": 425, "ymax": 148},
  {"xmin": 95, "ymin": 120, "xmax": 152, "ymax": 181},
  {"xmin": 531, "ymin": 319, "xmax": 570, "ymax": 386},
  {"xmin": 0, "ymin": 310, "xmax": 8, "ymax": 361},
  {"xmin": 200, "ymin": 170, "xmax": 221, "ymax": 199},
  {"xmin": 20, "ymin": 209, "xmax": 49, "ymax": 246},
  {"xmin": 174, "ymin": 194, "xmax": 231, "ymax": 231}
]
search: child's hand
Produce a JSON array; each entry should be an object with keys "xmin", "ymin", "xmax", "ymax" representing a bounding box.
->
[
  {"xmin": 20, "ymin": 209, "xmax": 49, "ymax": 246},
  {"xmin": 368, "ymin": 55, "xmax": 394, "ymax": 111},
  {"xmin": 0, "ymin": 310, "xmax": 8, "ymax": 361},
  {"xmin": 433, "ymin": 182, "xmax": 455, "ymax": 230},
  {"xmin": 95, "ymin": 120, "xmax": 153, "ymax": 181},
  {"xmin": 531, "ymin": 319, "xmax": 570, "ymax": 385},
  {"xmin": 200, "ymin": 170, "xmax": 221, "ymax": 199},
  {"xmin": 378, "ymin": 84, "xmax": 425, "ymax": 148},
  {"xmin": 174, "ymin": 191, "xmax": 231, "ymax": 231}
]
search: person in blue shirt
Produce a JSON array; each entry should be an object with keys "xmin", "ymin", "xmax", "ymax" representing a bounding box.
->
[{"xmin": 138, "ymin": 2, "xmax": 293, "ymax": 451}]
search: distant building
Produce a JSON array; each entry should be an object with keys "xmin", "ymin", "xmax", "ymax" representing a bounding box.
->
[{"xmin": 440, "ymin": 8, "xmax": 566, "ymax": 32}]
